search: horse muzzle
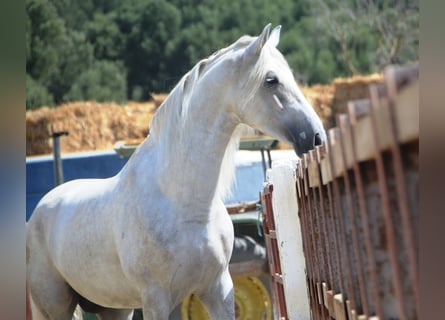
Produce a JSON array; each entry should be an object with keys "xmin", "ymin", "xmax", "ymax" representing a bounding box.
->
[
  {"xmin": 281, "ymin": 109, "xmax": 326, "ymax": 157},
  {"xmin": 292, "ymin": 130, "xmax": 325, "ymax": 158}
]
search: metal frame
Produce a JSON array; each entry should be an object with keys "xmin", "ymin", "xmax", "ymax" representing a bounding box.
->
[{"xmin": 295, "ymin": 65, "xmax": 418, "ymax": 320}]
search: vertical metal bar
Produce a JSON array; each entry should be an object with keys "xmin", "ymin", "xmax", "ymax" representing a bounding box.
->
[
  {"xmin": 52, "ymin": 131, "xmax": 69, "ymax": 186},
  {"xmin": 369, "ymin": 85, "xmax": 407, "ymax": 320},
  {"xmin": 309, "ymin": 150, "xmax": 330, "ymax": 289},
  {"xmin": 347, "ymin": 101, "xmax": 383, "ymax": 318},
  {"xmin": 338, "ymin": 114, "xmax": 369, "ymax": 316},
  {"xmin": 309, "ymin": 148, "xmax": 334, "ymax": 318},
  {"xmin": 53, "ymin": 134, "xmax": 63, "ymax": 186},
  {"xmin": 385, "ymin": 67, "xmax": 419, "ymax": 316},
  {"xmin": 315, "ymin": 146, "xmax": 334, "ymax": 291},
  {"xmin": 267, "ymin": 149, "xmax": 272, "ymax": 169},
  {"xmin": 315, "ymin": 147, "xmax": 339, "ymax": 318},
  {"xmin": 261, "ymin": 186, "xmax": 280, "ymax": 319},
  {"xmin": 322, "ymin": 137, "xmax": 344, "ymax": 299},
  {"xmin": 296, "ymin": 164, "xmax": 317, "ymax": 319},
  {"xmin": 326, "ymin": 128, "xmax": 357, "ymax": 313},
  {"xmin": 298, "ymin": 156, "xmax": 318, "ymax": 320},
  {"xmin": 260, "ymin": 148, "xmax": 267, "ymax": 181},
  {"xmin": 325, "ymin": 178, "xmax": 343, "ymax": 295},
  {"xmin": 302, "ymin": 154, "xmax": 328, "ymax": 319}
]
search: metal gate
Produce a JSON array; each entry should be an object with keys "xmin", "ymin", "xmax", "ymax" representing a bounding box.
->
[{"xmin": 295, "ymin": 65, "xmax": 418, "ymax": 320}]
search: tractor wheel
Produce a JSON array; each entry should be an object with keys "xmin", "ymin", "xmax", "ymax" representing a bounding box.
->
[{"xmin": 181, "ymin": 276, "xmax": 272, "ymax": 320}]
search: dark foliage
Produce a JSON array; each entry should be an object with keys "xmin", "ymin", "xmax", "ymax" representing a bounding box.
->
[{"xmin": 25, "ymin": 0, "xmax": 418, "ymax": 109}]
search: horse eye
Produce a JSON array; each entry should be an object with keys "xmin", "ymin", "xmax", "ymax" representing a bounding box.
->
[{"xmin": 265, "ymin": 76, "xmax": 279, "ymax": 85}]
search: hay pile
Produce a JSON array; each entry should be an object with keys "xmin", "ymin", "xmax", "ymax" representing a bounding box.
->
[
  {"xmin": 329, "ymin": 73, "xmax": 384, "ymax": 126},
  {"xmin": 301, "ymin": 84, "xmax": 334, "ymax": 129},
  {"xmin": 26, "ymin": 74, "xmax": 384, "ymax": 156},
  {"xmin": 26, "ymin": 101, "xmax": 155, "ymax": 156},
  {"xmin": 301, "ymin": 73, "xmax": 384, "ymax": 128}
]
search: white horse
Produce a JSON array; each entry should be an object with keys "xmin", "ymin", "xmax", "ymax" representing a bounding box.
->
[{"xmin": 26, "ymin": 24, "xmax": 326, "ymax": 320}]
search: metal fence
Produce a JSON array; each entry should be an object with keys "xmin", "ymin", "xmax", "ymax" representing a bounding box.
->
[
  {"xmin": 295, "ymin": 65, "xmax": 419, "ymax": 320},
  {"xmin": 261, "ymin": 65, "xmax": 419, "ymax": 320}
]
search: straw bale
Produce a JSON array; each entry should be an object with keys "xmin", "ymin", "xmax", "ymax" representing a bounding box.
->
[
  {"xmin": 26, "ymin": 101, "xmax": 155, "ymax": 156},
  {"xmin": 301, "ymin": 84, "xmax": 334, "ymax": 129},
  {"xmin": 152, "ymin": 93, "xmax": 169, "ymax": 109},
  {"xmin": 330, "ymin": 73, "xmax": 384, "ymax": 127}
]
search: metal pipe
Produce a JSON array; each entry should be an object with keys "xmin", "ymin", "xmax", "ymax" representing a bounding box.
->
[{"xmin": 52, "ymin": 131, "xmax": 69, "ymax": 186}]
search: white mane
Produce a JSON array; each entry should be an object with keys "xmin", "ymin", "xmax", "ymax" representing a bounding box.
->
[
  {"xmin": 217, "ymin": 124, "xmax": 252, "ymax": 201},
  {"xmin": 149, "ymin": 34, "xmax": 274, "ymax": 137}
]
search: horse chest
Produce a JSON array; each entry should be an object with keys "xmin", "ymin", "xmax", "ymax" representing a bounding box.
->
[
  {"xmin": 164, "ymin": 227, "xmax": 232, "ymax": 301},
  {"xmin": 180, "ymin": 219, "xmax": 233, "ymax": 272},
  {"xmin": 120, "ymin": 209, "xmax": 231, "ymax": 265}
]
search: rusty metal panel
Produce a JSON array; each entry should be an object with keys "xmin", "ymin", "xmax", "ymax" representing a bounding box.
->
[
  {"xmin": 261, "ymin": 185, "xmax": 289, "ymax": 320},
  {"xmin": 295, "ymin": 65, "xmax": 419, "ymax": 320}
]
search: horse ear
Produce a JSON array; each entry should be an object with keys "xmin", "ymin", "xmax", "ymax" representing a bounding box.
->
[
  {"xmin": 267, "ymin": 25, "xmax": 281, "ymax": 48},
  {"xmin": 244, "ymin": 23, "xmax": 272, "ymax": 56}
]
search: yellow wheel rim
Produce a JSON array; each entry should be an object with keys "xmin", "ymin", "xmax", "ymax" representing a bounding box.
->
[{"xmin": 181, "ymin": 277, "xmax": 272, "ymax": 320}]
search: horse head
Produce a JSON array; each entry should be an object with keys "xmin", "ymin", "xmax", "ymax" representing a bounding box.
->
[{"xmin": 234, "ymin": 24, "xmax": 326, "ymax": 157}]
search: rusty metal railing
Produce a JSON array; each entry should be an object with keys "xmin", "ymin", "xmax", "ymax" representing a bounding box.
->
[
  {"xmin": 261, "ymin": 184, "xmax": 289, "ymax": 320},
  {"xmin": 296, "ymin": 65, "xmax": 419, "ymax": 320}
]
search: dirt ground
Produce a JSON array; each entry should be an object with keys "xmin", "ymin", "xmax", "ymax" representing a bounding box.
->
[{"xmin": 26, "ymin": 75, "xmax": 383, "ymax": 156}]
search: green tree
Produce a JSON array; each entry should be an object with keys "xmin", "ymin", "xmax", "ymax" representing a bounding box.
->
[
  {"xmin": 64, "ymin": 60, "xmax": 127, "ymax": 103},
  {"xmin": 26, "ymin": 75, "xmax": 54, "ymax": 109},
  {"xmin": 26, "ymin": 0, "xmax": 97, "ymax": 107},
  {"xmin": 25, "ymin": 0, "xmax": 419, "ymax": 108},
  {"xmin": 359, "ymin": 0, "xmax": 419, "ymax": 68},
  {"xmin": 48, "ymin": 0, "xmax": 95, "ymax": 31},
  {"xmin": 26, "ymin": 0, "xmax": 65, "ymax": 85},
  {"xmin": 48, "ymin": 30, "xmax": 95, "ymax": 103},
  {"xmin": 116, "ymin": 0, "xmax": 181, "ymax": 97},
  {"xmin": 85, "ymin": 12, "xmax": 124, "ymax": 61},
  {"xmin": 310, "ymin": 0, "xmax": 418, "ymax": 76}
]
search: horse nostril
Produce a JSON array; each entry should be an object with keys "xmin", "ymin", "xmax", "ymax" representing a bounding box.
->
[{"xmin": 314, "ymin": 133, "xmax": 322, "ymax": 146}]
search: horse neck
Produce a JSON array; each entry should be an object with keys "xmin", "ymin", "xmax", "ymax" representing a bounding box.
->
[{"xmin": 143, "ymin": 86, "xmax": 241, "ymax": 212}]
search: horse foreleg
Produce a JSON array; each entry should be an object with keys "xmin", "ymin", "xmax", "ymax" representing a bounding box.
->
[
  {"xmin": 27, "ymin": 259, "xmax": 78, "ymax": 320},
  {"xmin": 199, "ymin": 269, "xmax": 235, "ymax": 320}
]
